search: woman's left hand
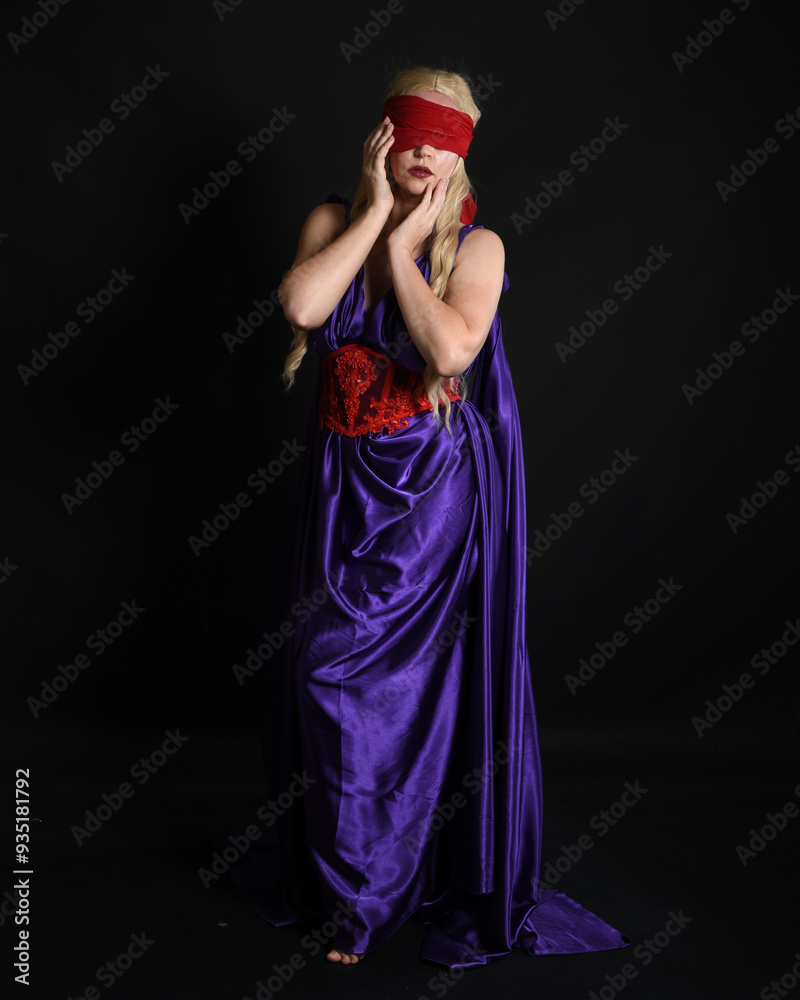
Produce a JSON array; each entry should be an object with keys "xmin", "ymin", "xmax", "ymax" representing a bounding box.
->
[{"xmin": 386, "ymin": 178, "xmax": 449, "ymax": 257}]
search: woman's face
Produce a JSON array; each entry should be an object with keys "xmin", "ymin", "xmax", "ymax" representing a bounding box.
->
[{"xmin": 388, "ymin": 89, "xmax": 461, "ymax": 194}]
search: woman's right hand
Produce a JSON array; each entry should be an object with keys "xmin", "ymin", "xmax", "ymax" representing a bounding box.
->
[{"xmin": 362, "ymin": 118, "xmax": 395, "ymax": 216}]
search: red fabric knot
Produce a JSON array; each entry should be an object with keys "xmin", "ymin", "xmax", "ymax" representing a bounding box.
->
[
  {"xmin": 460, "ymin": 192, "xmax": 477, "ymax": 225},
  {"xmin": 319, "ymin": 344, "xmax": 461, "ymax": 437}
]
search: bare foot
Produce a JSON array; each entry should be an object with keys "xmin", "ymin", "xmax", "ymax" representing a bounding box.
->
[{"xmin": 326, "ymin": 947, "xmax": 364, "ymax": 965}]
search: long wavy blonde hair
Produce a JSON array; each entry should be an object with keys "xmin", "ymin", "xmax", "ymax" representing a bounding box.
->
[{"xmin": 282, "ymin": 65, "xmax": 481, "ymax": 433}]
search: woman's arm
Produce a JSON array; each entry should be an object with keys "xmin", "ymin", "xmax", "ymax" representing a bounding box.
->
[
  {"xmin": 278, "ymin": 202, "xmax": 388, "ymax": 330},
  {"xmin": 387, "ymin": 181, "xmax": 506, "ymax": 377},
  {"xmin": 278, "ymin": 119, "xmax": 396, "ymax": 330}
]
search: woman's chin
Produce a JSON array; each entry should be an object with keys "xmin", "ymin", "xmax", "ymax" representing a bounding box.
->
[{"xmin": 394, "ymin": 179, "xmax": 430, "ymax": 199}]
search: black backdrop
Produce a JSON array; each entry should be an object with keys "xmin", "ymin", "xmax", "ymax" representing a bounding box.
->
[{"xmin": 3, "ymin": 1, "xmax": 798, "ymax": 997}]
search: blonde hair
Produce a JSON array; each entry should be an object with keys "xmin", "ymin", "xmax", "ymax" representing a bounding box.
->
[{"xmin": 282, "ymin": 65, "xmax": 481, "ymax": 434}]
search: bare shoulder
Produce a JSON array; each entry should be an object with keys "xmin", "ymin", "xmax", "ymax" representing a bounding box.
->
[
  {"xmin": 453, "ymin": 226, "xmax": 505, "ymax": 273},
  {"xmin": 459, "ymin": 229, "xmax": 505, "ymax": 254},
  {"xmin": 447, "ymin": 227, "xmax": 505, "ymax": 292},
  {"xmin": 289, "ymin": 201, "xmax": 348, "ymax": 269},
  {"xmin": 304, "ymin": 200, "xmax": 348, "ymax": 233},
  {"xmin": 443, "ymin": 227, "xmax": 506, "ymax": 331}
]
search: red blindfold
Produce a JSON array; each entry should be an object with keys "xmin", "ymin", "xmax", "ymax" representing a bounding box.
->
[
  {"xmin": 382, "ymin": 95, "xmax": 474, "ymax": 158},
  {"xmin": 382, "ymin": 95, "xmax": 477, "ymax": 224}
]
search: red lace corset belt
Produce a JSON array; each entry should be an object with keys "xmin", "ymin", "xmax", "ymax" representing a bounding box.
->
[{"xmin": 319, "ymin": 343, "xmax": 461, "ymax": 437}]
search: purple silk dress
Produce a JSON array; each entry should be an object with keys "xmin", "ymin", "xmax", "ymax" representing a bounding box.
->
[{"xmin": 231, "ymin": 193, "xmax": 628, "ymax": 967}]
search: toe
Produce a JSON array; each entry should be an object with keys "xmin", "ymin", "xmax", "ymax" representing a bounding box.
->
[{"xmin": 326, "ymin": 947, "xmax": 364, "ymax": 965}]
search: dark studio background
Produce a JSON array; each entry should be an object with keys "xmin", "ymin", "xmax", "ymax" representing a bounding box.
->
[{"xmin": 2, "ymin": 0, "xmax": 798, "ymax": 998}]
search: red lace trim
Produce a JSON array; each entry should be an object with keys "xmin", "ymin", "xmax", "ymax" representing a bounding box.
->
[{"xmin": 319, "ymin": 344, "xmax": 461, "ymax": 437}]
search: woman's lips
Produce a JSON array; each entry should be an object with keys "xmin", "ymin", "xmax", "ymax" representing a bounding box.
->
[{"xmin": 409, "ymin": 167, "xmax": 432, "ymax": 177}]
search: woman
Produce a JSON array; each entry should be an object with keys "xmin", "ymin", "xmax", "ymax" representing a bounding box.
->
[{"xmin": 240, "ymin": 65, "xmax": 628, "ymax": 969}]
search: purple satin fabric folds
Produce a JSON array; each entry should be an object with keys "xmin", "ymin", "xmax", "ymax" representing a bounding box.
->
[{"xmin": 230, "ymin": 193, "xmax": 628, "ymax": 967}]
